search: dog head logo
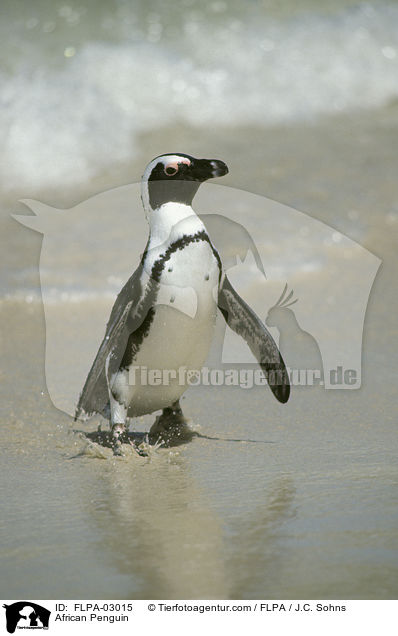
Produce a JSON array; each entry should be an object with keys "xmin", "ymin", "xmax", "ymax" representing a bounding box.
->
[{"xmin": 3, "ymin": 602, "xmax": 51, "ymax": 633}]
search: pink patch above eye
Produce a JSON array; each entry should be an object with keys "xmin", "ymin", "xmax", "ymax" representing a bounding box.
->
[{"xmin": 163, "ymin": 157, "xmax": 191, "ymax": 174}]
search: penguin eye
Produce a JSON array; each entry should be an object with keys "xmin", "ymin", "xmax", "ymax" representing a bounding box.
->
[{"xmin": 164, "ymin": 165, "xmax": 178, "ymax": 176}]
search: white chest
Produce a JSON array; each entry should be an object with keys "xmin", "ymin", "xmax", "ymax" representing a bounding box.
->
[
  {"xmin": 114, "ymin": 238, "xmax": 220, "ymax": 416},
  {"xmin": 140, "ymin": 238, "xmax": 220, "ymax": 366}
]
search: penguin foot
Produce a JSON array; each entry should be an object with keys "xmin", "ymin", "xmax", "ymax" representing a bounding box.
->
[
  {"xmin": 148, "ymin": 401, "xmax": 196, "ymax": 447},
  {"xmin": 111, "ymin": 423, "xmax": 127, "ymax": 456}
]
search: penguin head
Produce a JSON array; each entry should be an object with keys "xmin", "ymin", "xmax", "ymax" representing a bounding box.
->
[{"xmin": 141, "ymin": 153, "xmax": 228, "ymax": 214}]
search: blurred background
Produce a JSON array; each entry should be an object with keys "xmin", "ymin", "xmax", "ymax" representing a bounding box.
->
[{"xmin": 1, "ymin": 0, "xmax": 398, "ymax": 196}]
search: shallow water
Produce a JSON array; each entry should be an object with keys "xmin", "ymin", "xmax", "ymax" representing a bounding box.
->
[{"xmin": 1, "ymin": 0, "xmax": 398, "ymax": 600}]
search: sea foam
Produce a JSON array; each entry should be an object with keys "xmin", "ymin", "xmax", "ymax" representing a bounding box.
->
[{"xmin": 1, "ymin": 3, "xmax": 398, "ymax": 190}]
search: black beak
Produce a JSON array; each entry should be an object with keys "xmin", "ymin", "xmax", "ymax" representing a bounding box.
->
[
  {"xmin": 209, "ymin": 159, "xmax": 229, "ymax": 178},
  {"xmin": 191, "ymin": 158, "xmax": 229, "ymax": 181}
]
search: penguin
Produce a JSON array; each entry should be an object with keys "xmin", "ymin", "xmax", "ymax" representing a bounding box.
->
[{"xmin": 75, "ymin": 153, "xmax": 290, "ymax": 454}]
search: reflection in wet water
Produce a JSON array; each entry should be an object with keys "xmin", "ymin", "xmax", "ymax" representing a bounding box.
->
[
  {"xmin": 227, "ymin": 477, "xmax": 296, "ymax": 598},
  {"xmin": 86, "ymin": 448, "xmax": 228, "ymax": 598},
  {"xmin": 81, "ymin": 442, "xmax": 296, "ymax": 599}
]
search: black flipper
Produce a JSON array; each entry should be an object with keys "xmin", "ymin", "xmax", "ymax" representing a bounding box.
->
[
  {"xmin": 74, "ymin": 263, "xmax": 148, "ymax": 420},
  {"xmin": 217, "ymin": 275, "xmax": 290, "ymax": 403}
]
